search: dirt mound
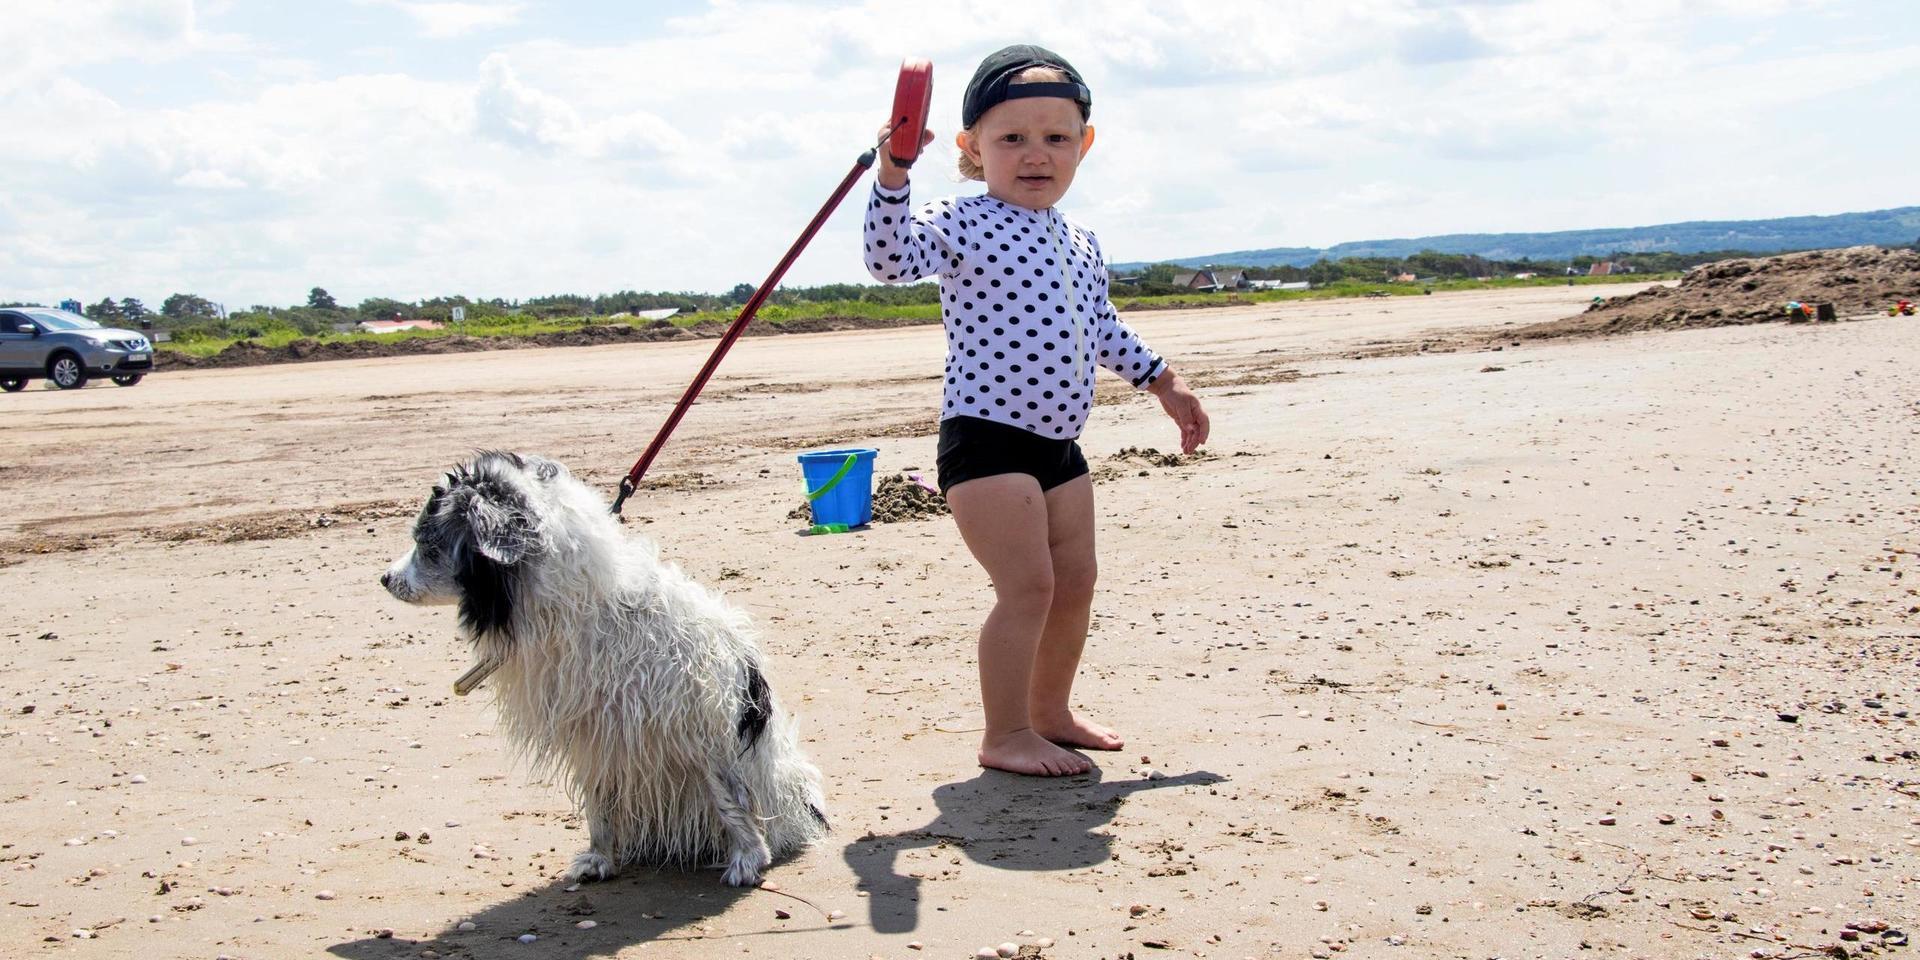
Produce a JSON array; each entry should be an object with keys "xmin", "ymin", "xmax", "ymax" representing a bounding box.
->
[
  {"xmin": 1107, "ymin": 445, "xmax": 1212, "ymax": 468},
  {"xmin": 1091, "ymin": 446, "xmax": 1217, "ymax": 484},
  {"xmin": 787, "ymin": 472, "xmax": 949, "ymax": 525},
  {"xmin": 149, "ymin": 499, "xmax": 416, "ymax": 544},
  {"xmin": 154, "ymin": 314, "xmax": 942, "ymax": 371},
  {"xmin": 871, "ymin": 471, "xmax": 950, "ymax": 522},
  {"xmin": 159, "ymin": 323, "xmax": 704, "ymax": 370},
  {"xmin": 1516, "ymin": 246, "xmax": 1920, "ymax": 339}
]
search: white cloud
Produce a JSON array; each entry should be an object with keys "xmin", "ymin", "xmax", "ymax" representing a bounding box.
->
[
  {"xmin": 0, "ymin": 0, "xmax": 1914, "ymax": 307},
  {"xmin": 357, "ymin": 1, "xmax": 525, "ymax": 39}
]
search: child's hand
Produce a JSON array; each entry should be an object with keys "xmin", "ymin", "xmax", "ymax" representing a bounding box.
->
[
  {"xmin": 1148, "ymin": 370, "xmax": 1209, "ymax": 454},
  {"xmin": 875, "ymin": 123, "xmax": 934, "ymax": 191}
]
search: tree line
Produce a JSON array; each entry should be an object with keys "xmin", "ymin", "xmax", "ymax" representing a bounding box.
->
[{"xmin": 17, "ymin": 244, "xmax": 1790, "ymax": 341}]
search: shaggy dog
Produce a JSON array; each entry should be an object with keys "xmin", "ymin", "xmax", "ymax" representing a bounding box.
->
[{"xmin": 380, "ymin": 451, "xmax": 827, "ymax": 885}]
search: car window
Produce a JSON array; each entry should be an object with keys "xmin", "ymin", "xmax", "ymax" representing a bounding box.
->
[
  {"xmin": 0, "ymin": 313, "xmax": 33, "ymax": 334},
  {"xmin": 26, "ymin": 311, "xmax": 99, "ymax": 331}
]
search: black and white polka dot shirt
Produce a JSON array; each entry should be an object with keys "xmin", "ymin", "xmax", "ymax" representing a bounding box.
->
[{"xmin": 863, "ymin": 181, "xmax": 1166, "ymax": 439}]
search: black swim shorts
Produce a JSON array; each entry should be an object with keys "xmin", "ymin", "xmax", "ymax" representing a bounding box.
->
[{"xmin": 935, "ymin": 415, "xmax": 1090, "ymax": 495}]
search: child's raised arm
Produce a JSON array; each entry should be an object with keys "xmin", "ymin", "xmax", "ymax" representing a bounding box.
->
[{"xmin": 863, "ymin": 126, "xmax": 959, "ymax": 284}]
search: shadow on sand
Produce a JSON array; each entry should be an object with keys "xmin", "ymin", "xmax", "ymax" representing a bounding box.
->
[
  {"xmin": 327, "ymin": 767, "xmax": 1221, "ymax": 955},
  {"xmin": 325, "ymin": 862, "xmax": 847, "ymax": 960},
  {"xmin": 843, "ymin": 767, "xmax": 1226, "ymax": 934}
]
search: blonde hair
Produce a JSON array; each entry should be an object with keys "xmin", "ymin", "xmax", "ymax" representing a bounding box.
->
[{"xmin": 957, "ymin": 65, "xmax": 1073, "ymax": 182}]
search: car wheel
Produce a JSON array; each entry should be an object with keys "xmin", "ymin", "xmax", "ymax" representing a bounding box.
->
[
  {"xmin": 111, "ymin": 374, "xmax": 144, "ymax": 387},
  {"xmin": 0, "ymin": 379, "xmax": 24, "ymax": 393},
  {"xmin": 48, "ymin": 354, "xmax": 88, "ymax": 390}
]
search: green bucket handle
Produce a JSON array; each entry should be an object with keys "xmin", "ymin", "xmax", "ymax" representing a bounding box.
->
[{"xmin": 805, "ymin": 452, "xmax": 859, "ymax": 502}]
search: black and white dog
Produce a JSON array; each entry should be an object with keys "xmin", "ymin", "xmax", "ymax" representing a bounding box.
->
[{"xmin": 381, "ymin": 451, "xmax": 826, "ymax": 885}]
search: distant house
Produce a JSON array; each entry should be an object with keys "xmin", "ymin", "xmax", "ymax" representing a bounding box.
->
[
  {"xmin": 1587, "ymin": 261, "xmax": 1615, "ymax": 276},
  {"xmin": 1391, "ymin": 272, "xmax": 1418, "ymax": 283},
  {"xmin": 1170, "ymin": 268, "xmax": 1251, "ymax": 291},
  {"xmin": 1249, "ymin": 279, "xmax": 1311, "ymax": 291},
  {"xmin": 1512, "ymin": 271, "xmax": 1538, "ymax": 280},
  {"xmin": 357, "ymin": 319, "xmax": 445, "ymax": 334}
]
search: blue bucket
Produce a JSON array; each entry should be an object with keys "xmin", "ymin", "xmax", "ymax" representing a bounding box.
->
[{"xmin": 797, "ymin": 448, "xmax": 877, "ymax": 527}]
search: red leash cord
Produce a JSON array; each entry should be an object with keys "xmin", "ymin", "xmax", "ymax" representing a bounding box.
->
[
  {"xmin": 610, "ymin": 151, "xmax": 874, "ymax": 515},
  {"xmin": 610, "ymin": 61, "xmax": 930, "ymax": 515}
]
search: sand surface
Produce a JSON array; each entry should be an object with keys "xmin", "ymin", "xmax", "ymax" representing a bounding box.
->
[{"xmin": 3, "ymin": 281, "xmax": 1916, "ymax": 959}]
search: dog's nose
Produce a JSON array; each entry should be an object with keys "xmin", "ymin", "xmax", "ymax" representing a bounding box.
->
[{"xmin": 379, "ymin": 571, "xmax": 391, "ymax": 589}]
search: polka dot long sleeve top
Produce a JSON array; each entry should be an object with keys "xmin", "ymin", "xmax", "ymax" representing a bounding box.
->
[{"xmin": 863, "ymin": 180, "xmax": 1167, "ymax": 439}]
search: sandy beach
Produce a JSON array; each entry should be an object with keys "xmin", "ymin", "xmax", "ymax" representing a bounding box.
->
[{"xmin": 3, "ymin": 280, "xmax": 1915, "ymax": 960}]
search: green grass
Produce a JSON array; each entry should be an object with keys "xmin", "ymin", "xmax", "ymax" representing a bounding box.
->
[{"xmin": 159, "ymin": 275, "xmax": 1676, "ymax": 359}]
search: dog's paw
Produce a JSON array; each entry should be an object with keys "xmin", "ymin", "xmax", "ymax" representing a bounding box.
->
[
  {"xmin": 720, "ymin": 848, "xmax": 770, "ymax": 887},
  {"xmin": 565, "ymin": 851, "xmax": 617, "ymax": 883}
]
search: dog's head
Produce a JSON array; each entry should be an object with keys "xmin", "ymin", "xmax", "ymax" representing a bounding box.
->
[{"xmin": 382, "ymin": 451, "xmax": 564, "ymax": 635}]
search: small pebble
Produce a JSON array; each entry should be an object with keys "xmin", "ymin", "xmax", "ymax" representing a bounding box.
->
[
  {"xmin": 518, "ymin": 933, "xmax": 537, "ymax": 944},
  {"xmin": 1129, "ymin": 903, "xmax": 1149, "ymax": 916},
  {"xmin": 827, "ymin": 909, "xmax": 846, "ymax": 921},
  {"xmin": 180, "ymin": 837, "xmax": 198, "ymax": 846},
  {"xmin": 976, "ymin": 948, "xmax": 998, "ymax": 960},
  {"xmin": 457, "ymin": 921, "xmax": 477, "ymax": 932},
  {"xmin": 997, "ymin": 944, "xmax": 1019, "ymax": 958},
  {"xmin": 1598, "ymin": 816, "xmax": 1616, "ymax": 826},
  {"xmin": 374, "ymin": 928, "xmax": 394, "ymax": 939},
  {"xmin": 575, "ymin": 920, "xmax": 596, "ymax": 930},
  {"xmin": 908, "ymin": 942, "xmax": 923, "ymax": 950},
  {"xmin": 315, "ymin": 890, "xmax": 337, "ymax": 901},
  {"xmin": 1304, "ymin": 875, "xmax": 1320, "ymax": 884},
  {"xmin": 148, "ymin": 915, "xmax": 162, "ymax": 924},
  {"xmin": 1314, "ymin": 900, "xmax": 1329, "ymax": 911},
  {"xmin": 130, "ymin": 774, "xmax": 148, "ymax": 784},
  {"xmin": 72, "ymin": 929, "xmax": 93, "ymax": 939},
  {"xmin": 1034, "ymin": 938, "xmax": 1054, "ymax": 948}
]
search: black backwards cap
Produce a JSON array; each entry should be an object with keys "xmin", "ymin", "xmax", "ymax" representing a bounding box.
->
[{"xmin": 961, "ymin": 44, "xmax": 1092, "ymax": 129}]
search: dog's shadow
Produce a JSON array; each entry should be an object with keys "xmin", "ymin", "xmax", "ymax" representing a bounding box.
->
[
  {"xmin": 844, "ymin": 767, "xmax": 1225, "ymax": 934},
  {"xmin": 325, "ymin": 865, "xmax": 834, "ymax": 960}
]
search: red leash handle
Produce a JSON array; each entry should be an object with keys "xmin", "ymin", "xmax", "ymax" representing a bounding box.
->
[
  {"xmin": 610, "ymin": 59, "xmax": 931, "ymax": 515},
  {"xmin": 888, "ymin": 59, "xmax": 932, "ymax": 168}
]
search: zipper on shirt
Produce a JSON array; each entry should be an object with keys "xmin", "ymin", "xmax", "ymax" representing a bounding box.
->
[{"xmin": 1047, "ymin": 210, "xmax": 1092, "ymax": 392}]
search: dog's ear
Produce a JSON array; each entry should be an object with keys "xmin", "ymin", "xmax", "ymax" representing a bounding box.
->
[
  {"xmin": 526, "ymin": 456, "xmax": 565, "ymax": 483},
  {"xmin": 463, "ymin": 483, "xmax": 542, "ymax": 566}
]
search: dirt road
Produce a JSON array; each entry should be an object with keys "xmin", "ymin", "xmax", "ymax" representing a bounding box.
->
[{"xmin": 3, "ymin": 281, "xmax": 1915, "ymax": 959}]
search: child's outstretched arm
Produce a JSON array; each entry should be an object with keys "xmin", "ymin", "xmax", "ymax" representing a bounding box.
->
[
  {"xmin": 1147, "ymin": 369, "xmax": 1209, "ymax": 455},
  {"xmin": 862, "ymin": 126, "xmax": 955, "ymax": 285}
]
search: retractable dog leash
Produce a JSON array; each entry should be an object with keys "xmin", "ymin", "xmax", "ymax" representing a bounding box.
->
[{"xmin": 609, "ymin": 59, "xmax": 933, "ymax": 515}]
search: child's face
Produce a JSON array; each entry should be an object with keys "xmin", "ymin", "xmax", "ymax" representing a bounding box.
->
[{"xmin": 959, "ymin": 96, "xmax": 1095, "ymax": 211}]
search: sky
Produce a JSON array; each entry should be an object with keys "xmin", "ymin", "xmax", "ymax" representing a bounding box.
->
[{"xmin": 2, "ymin": 0, "xmax": 1916, "ymax": 311}]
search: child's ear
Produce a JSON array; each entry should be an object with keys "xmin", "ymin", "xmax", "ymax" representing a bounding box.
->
[
  {"xmin": 955, "ymin": 129, "xmax": 981, "ymax": 166},
  {"xmin": 1080, "ymin": 123, "xmax": 1096, "ymax": 159}
]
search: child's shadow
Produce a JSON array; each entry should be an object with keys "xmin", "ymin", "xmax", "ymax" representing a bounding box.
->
[{"xmin": 844, "ymin": 767, "xmax": 1225, "ymax": 934}]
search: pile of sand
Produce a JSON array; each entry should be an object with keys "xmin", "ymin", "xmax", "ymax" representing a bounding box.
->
[
  {"xmin": 1516, "ymin": 245, "xmax": 1919, "ymax": 339},
  {"xmin": 787, "ymin": 472, "xmax": 949, "ymax": 525}
]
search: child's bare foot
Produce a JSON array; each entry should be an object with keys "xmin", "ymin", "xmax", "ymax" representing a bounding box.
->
[
  {"xmin": 1034, "ymin": 712, "xmax": 1125, "ymax": 751},
  {"xmin": 979, "ymin": 728, "xmax": 1092, "ymax": 777}
]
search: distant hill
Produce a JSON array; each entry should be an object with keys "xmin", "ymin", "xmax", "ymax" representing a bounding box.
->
[{"xmin": 1112, "ymin": 206, "xmax": 1920, "ymax": 270}]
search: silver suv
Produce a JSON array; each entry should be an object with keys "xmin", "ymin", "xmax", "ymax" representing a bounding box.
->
[{"xmin": 0, "ymin": 308, "xmax": 154, "ymax": 391}]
